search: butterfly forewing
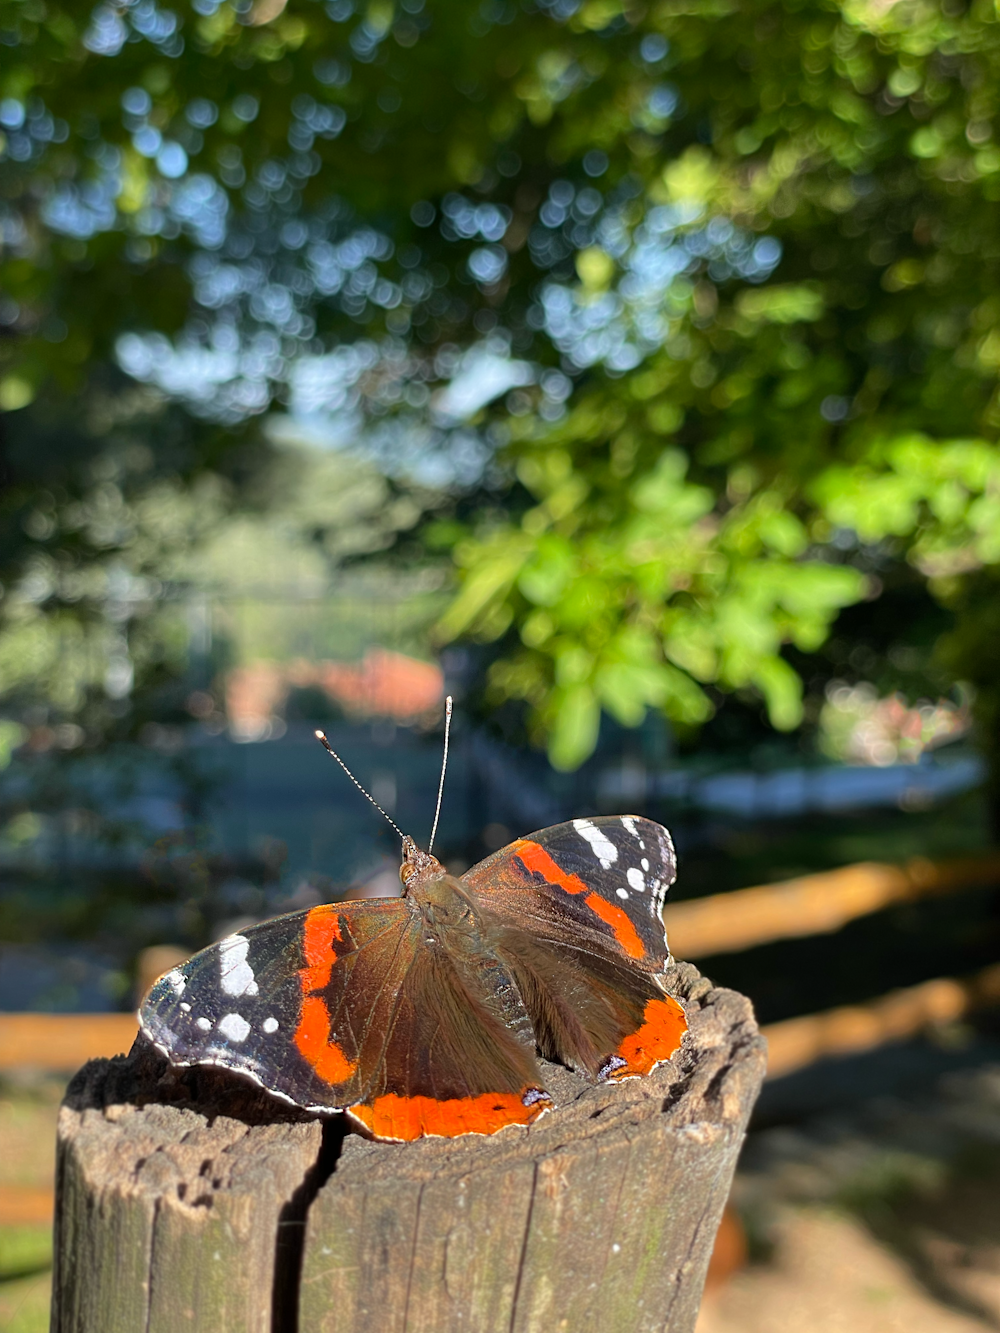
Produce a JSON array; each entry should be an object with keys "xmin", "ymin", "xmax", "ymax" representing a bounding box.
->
[
  {"xmin": 141, "ymin": 892, "xmax": 553, "ymax": 1139},
  {"xmin": 140, "ymin": 899, "xmax": 408, "ymax": 1111},
  {"xmin": 463, "ymin": 815, "xmax": 677, "ymax": 972}
]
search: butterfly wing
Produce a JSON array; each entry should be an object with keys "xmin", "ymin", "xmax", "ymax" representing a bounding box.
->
[
  {"xmin": 462, "ymin": 815, "xmax": 686, "ymax": 1081},
  {"xmin": 139, "ymin": 900, "xmax": 407, "ymax": 1111},
  {"xmin": 464, "ymin": 815, "xmax": 677, "ymax": 972},
  {"xmin": 140, "ymin": 896, "xmax": 552, "ymax": 1140},
  {"xmin": 346, "ymin": 926, "xmax": 552, "ymax": 1141}
]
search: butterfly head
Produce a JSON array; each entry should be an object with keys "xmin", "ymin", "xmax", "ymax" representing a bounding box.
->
[{"xmin": 400, "ymin": 835, "xmax": 445, "ymax": 890}]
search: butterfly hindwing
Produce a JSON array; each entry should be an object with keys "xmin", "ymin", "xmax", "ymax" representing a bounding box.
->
[{"xmin": 347, "ymin": 916, "xmax": 551, "ymax": 1140}]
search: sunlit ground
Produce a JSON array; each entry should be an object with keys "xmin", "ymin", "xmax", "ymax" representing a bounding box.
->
[
  {"xmin": 701, "ymin": 1058, "xmax": 1000, "ymax": 1333},
  {"xmin": 698, "ymin": 1207, "xmax": 996, "ymax": 1333},
  {"xmin": 0, "ymin": 1260, "xmax": 50, "ymax": 1333}
]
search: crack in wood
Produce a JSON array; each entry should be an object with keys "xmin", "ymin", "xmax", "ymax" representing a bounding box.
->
[
  {"xmin": 508, "ymin": 1159, "xmax": 539, "ymax": 1333},
  {"xmin": 400, "ymin": 1179, "xmax": 426, "ymax": 1333},
  {"xmin": 272, "ymin": 1120, "xmax": 348, "ymax": 1333}
]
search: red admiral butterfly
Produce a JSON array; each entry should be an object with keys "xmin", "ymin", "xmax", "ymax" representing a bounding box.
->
[{"xmin": 140, "ymin": 707, "xmax": 687, "ymax": 1141}]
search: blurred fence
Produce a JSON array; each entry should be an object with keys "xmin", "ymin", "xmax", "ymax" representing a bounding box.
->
[
  {"xmin": 762, "ymin": 964, "xmax": 1000, "ymax": 1079},
  {"xmin": 663, "ymin": 852, "xmax": 1000, "ymax": 1077},
  {"xmin": 662, "ymin": 855, "xmax": 1000, "ymax": 958}
]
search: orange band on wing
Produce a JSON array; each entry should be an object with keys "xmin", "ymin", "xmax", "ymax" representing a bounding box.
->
[
  {"xmin": 584, "ymin": 892, "xmax": 645, "ymax": 959},
  {"xmin": 294, "ymin": 994, "xmax": 357, "ymax": 1085},
  {"xmin": 512, "ymin": 839, "xmax": 589, "ymax": 895},
  {"xmin": 606, "ymin": 995, "xmax": 687, "ymax": 1080},
  {"xmin": 349, "ymin": 1087, "xmax": 552, "ymax": 1141},
  {"xmin": 299, "ymin": 904, "xmax": 343, "ymax": 992},
  {"xmin": 295, "ymin": 906, "xmax": 356, "ymax": 1085}
]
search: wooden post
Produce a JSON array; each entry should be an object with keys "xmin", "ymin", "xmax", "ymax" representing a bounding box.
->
[{"xmin": 52, "ymin": 963, "xmax": 765, "ymax": 1333}]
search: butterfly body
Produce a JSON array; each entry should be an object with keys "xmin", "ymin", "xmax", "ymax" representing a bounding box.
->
[{"xmin": 141, "ymin": 815, "xmax": 688, "ymax": 1141}]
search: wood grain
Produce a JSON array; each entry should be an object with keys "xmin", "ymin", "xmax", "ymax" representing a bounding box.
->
[
  {"xmin": 52, "ymin": 964, "xmax": 765, "ymax": 1333},
  {"xmin": 53, "ymin": 1046, "xmax": 325, "ymax": 1333}
]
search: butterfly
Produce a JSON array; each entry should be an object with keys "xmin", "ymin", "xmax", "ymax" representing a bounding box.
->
[{"xmin": 140, "ymin": 715, "xmax": 687, "ymax": 1141}]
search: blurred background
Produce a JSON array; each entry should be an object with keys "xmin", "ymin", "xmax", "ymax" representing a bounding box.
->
[{"xmin": 3, "ymin": 0, "xmax": 1000, "ymax": 1326}]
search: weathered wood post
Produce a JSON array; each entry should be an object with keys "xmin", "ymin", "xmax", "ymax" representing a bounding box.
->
[{"xmin": 52, "ymin": 963, "xmax": 765, "ymax": 1333}]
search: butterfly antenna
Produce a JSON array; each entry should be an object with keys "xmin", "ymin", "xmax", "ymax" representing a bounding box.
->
[
  {"xmin": 427, "ymin": 695, "xmax": 453, "ymax": 856},
  {"xmin": 314, "ymin": 730, "xmax": 406, "ymax": 842}
]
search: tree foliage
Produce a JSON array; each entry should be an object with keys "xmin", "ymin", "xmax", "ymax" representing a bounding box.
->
[
  {"xmin": 3, "ymin": 0, "xmax": 1000, "ymax": 768},
  {"xmin": 435, "ymin": 446, "xmax": 866, "ymax": 767}
]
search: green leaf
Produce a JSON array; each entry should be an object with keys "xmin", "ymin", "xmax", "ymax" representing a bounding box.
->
[
  {"xmin": 548, "ymin": 684, "xmax": 600, "ymax": 771},
  {"xmin": 757, "ymin": 510, "xmax": 808, "ymax": 558},
  {"xmin": 663, "ymin": 617, "xmax": 718, "ymax": 681},
  {"xmin": 433, "ymin": 534, "xmax": 531, "ymax": 642},
  {"xmin": 631, "ymin": 449, "xmax": 714, "ymax": 523},
  {"xmin": 554, "ymin": 642, "xmax": 594, "ymax": 686},
  {"xmin": 517, "ymin": 534, "xmax": 577, "ymax": 606},
  {"xmin": 751, "ymin": 656, "xmax": 804, "ymax": 731},
  {"xmin": 735, "ymin": 284, "xmax": 825, "ymax": 324},
  {"xmin": 0, "ymin": 720, "xmax": 27, "ymax": 770},
  {"xmin": 595, "ymin": 662, "xmax": 655, "ymax": 726},
  {"xmin": 658, "ymin": 663, "xmax": 714, "ymax": 725}
]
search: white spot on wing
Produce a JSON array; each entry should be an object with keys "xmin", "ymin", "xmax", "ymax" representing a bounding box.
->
[
  {"xmin": 621, "ymin": 815, "xmax": 641, "ymax": 840},
  {"xmin": 196, "ymin": 1016, "xmax": 212, "ymax": 1032},
  {"xmin": 180, "ymin": 1002, "xmax": 191, "ymax": 1013},
  {"xmin": 641, "ymin": 858, "xmax": 649, "ymax": 872},
  {"xmin": 616, "ymin": 887, "xmax": 629, "ymax": 900},
  {"xmin": 573, "ymin": 818, "xmax": 618, "ymax": 868},
  {"xmin": 626, "ymin": 867, "xmax": 645, "ymax": 892},
  {"xmin": 262, "ymin": 1016, "xmax": 279, "ymax": 1034},
  {"xmin": 218, "ymin": 934, "xmax": 258, "ymax": 998},
  {"xmin": 165, "ymin": 968, "xmax": 186, "ymax": 996},
  {"xmin": 217, "ymin": 1012, "xmax": 251, "ymax": 1043}
]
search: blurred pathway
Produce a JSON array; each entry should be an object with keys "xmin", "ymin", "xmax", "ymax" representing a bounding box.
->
[
  {"xmin": 698, "ymin": 1207, "xmax": 994, "ymax": 1333},
  {"xmin": 703, "ymin": 1058, "xmax": 1000, "ymax": 1333}
]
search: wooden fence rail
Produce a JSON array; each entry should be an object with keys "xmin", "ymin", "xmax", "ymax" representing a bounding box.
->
[
  {"xmin": 8, "ymin": 958, "xmax": 1000, "ymax": 1226},
  {"xmin": 662, "ymin": 854, "xmax": 1000, "ymax": 960},
  {"xmin": 6, "ymin": 958, "xmax": 1000, "ymax": 1092},
  {"xmin": 0, "ymin": 1012, "xmax": 137, "ymax": 1071},
  {"xmin": 764, "ymin": 961, "xmax": 1000, "ymax": 1079}
]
